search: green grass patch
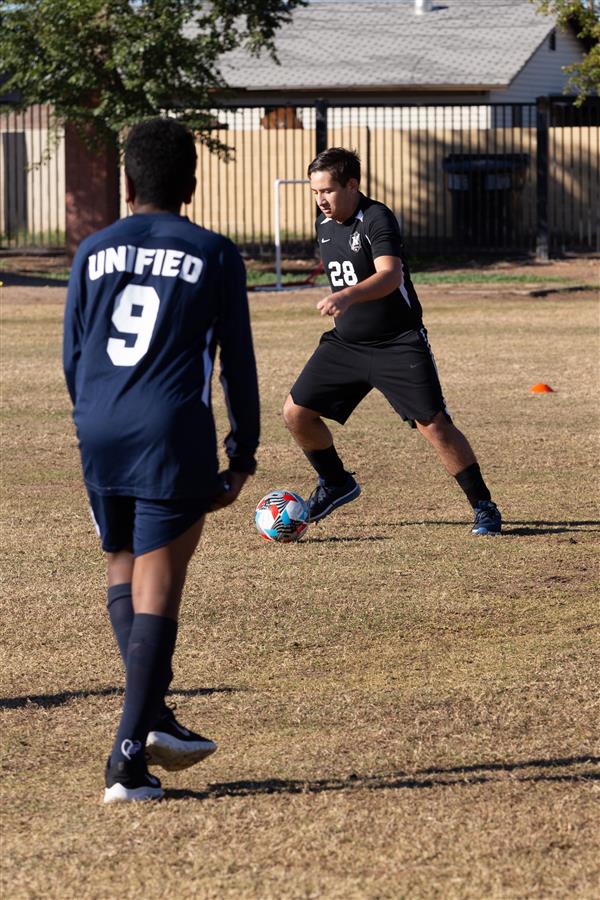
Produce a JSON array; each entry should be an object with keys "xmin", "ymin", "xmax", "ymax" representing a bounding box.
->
[
  {"xmin": 245, "ymin": 270, "xmax": 316, "ymax": 287},
  {"xmin": 246, "ymin": 270, "xmax": 591, "ymax": 290},
  {"xmin": 0, "ymin": 230, "xmax": 66, "ymax": 249},
  {"xmin": 411, "ymin": 272, "xmax": 586, "ymax": 285},
  {"xmin": 0, "ymin": 262, "xmax": 590, "ymax": 290},
  {"xmin": 1, "ymin": 268, "xmax": 72, "ymax": 282}
]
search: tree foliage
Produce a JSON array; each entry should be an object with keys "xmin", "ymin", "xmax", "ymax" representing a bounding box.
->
[
  {"xmin": 0, "ymin": 0, "xmax": 305, "ymax": 145},
  {"xmin": 533, "ymin": 0, "xmax": 600, "ymax": 104}
]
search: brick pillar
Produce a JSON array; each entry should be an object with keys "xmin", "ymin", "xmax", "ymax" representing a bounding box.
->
[{"xmin": 65, "ymin": 123, "xmax": 120, "ymax": 258}]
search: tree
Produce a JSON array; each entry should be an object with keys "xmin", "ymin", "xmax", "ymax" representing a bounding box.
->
[
  {"xmin": 0, "ymin": 0, "xmax": 305, "ymax": 251},
  {"xmin": 0, "ymin": 0, "xmax": 305, "ymax": 146},
  {"xmin": 533, "ymin": 0, "xmax": 600, "ymax": 104}
]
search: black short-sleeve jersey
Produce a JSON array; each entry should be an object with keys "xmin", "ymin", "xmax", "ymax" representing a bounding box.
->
[{"xmin": 317, "ymin": 194, "xmax": 423, "ymax": 343}]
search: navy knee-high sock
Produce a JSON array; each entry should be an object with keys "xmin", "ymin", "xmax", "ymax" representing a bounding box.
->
[
  {"xmin": 111, "ymin": 613, "xmax": 178, "ymax": 766},
  {"xmin": 107, "ymin": 583, "xmax": 134, "ymax": 667}
]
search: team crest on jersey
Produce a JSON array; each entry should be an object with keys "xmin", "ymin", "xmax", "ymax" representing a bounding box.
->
[{"xmin": 349, "ymin": 232, "xmax": 362, "ymax": 253}]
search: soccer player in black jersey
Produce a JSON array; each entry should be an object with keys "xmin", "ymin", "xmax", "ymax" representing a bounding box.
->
[
  {"xmin": 63, "ymin": 119, "xmax": 260, "ymax": 801},
  {"xmin": 283, "ymin": 147, "xmax": 501, "ymax": 535}
]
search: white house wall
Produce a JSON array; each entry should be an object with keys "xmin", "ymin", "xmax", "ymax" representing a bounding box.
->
[
  {"xmin": 491, "ymin": 26, "xmax": 583, "ymax": 103},
  {"xmin": 214, "ymin": 105, "xmax": 496, "ymax": 132}
]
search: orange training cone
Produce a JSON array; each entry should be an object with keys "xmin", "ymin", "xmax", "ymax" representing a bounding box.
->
[{"xmin": 529, "ymin": 383, "xmax": 554, "ymax": 393}]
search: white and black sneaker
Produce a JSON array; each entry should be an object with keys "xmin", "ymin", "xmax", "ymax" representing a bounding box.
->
[
  {"xmin": 104, "ymin": 756, "xmax": 164, "ymax": 804},
  {"xmin": 146, "ymin": 704, "xmax": 217, "ymax": 772}
]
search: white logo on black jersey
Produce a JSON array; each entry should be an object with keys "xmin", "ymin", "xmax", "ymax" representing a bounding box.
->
[{"xmin": 349, "ymin": 232, "xmax": 361, "ymax": 253}]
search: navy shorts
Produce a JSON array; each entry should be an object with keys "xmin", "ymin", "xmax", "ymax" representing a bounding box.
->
[
  {"xmin": 88, "ymin": 492, "xmax": 211, "ymax": 557},
  {"xmin": 290, "ymin": 327, "xmax": 448, "ymax": 425}
]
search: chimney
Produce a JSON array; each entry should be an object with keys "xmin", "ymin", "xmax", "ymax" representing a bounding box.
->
[{"xmin": 415, "ymin": 0, "xmax": 433, "ymax": 13}]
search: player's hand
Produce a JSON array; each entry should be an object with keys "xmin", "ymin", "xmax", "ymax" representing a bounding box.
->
[
  {"xmin": 209, "ymin": 470, "xmax": 249, "ymax": 511},
  {"xmin": 317, "ymin": 292, "xmax": 353, "ymax": 318}
]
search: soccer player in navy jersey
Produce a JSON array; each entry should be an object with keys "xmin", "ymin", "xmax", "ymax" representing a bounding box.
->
[
  {"xmin": 283, "ymin": 147, "xmax": 501, "ymax": 535},
  {"xmin": 63, "ymin": 118, "xmax": 260, "ymax": 802}
]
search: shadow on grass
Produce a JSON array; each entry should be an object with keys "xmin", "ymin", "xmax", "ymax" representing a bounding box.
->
[
  {"xmin": 304, "ymin": 535, "xmax": 389, "ymax": 544},
  {"xmin": 167, "ymin": 753, "xmax": 600, "ymax": 802},
  {"xmin": 502, "ymin": 521, "xmax": 600, "ymax": 536},
  {"xmin": 357, "ymin": 520, "xmax": 600, "ymax": 536},
  {"xmin": 0, "ymin": 272, "xmax": 69, "ymax": 288},
  {"xmin": 0, "ymin": 685, "xmax": 238, "ymax": 710}
]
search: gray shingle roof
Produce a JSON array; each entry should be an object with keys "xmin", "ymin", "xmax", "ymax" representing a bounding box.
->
[{"xmin": 219, "ymin": 0, "xmax": 556, "ymax": 91}]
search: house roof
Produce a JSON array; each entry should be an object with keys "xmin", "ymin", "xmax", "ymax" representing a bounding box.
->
[{"xmin": 218, "ymin": 0, "xmax": 558, "ymax": 93}]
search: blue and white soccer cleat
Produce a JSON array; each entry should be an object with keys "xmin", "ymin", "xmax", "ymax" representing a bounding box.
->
[
  {"xmin": 471, "ymin": 500, "xmax": 502, "ymax": 535},
  {"xmin": 145, "ymin": 705, "xmax": 217, "ymax": 771},
  {"xmin": 307, "ymin": 473, "xmax": 361, "ymax": 523}
]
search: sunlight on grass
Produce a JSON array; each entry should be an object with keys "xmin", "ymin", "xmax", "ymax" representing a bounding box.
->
[{"xmin": 1, "ymin": 279, "xmax": 599, "ymax": 899}]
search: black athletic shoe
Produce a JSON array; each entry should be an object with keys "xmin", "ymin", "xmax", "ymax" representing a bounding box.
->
[
  {"xmin": 104, "ymin": 756, "xmax": 164, "ymax": 804},
  {"xmin": 146, "ymin": 704, "xmax": 217, "ymax": 772},
  {"xmin": 307, "ymin": 473, "xmax": 361, "ymax": 523},
  {"xmin": 471, "ymin": 500, "xmax": 502, "ymax": 535}
]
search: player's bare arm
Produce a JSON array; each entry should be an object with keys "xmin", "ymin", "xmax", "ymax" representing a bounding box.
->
[
  {"xmin": 317, "ymin": 255, "xmax": 403, "ymax": 318},
  {"xmin": 209, "ymin": 470, "xmax": 250, "ymax": 511}
]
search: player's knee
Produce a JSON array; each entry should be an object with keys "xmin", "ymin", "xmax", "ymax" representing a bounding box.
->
[
  {"xmin": 415, "ymin": 416, "xmax": 436, "ymax": 435},
  {"xmin": 418, "ymin": 419, "xmax": 463, "ymax": 455},
  {"xmin": 106, "ymin": 549, "xmax": 133, "ymax": 586},
  {"xmin": 416, "ymin": 410, "xmax": 450, "ymax": 431},
  {"xmin": 282, "ymin": 395, "xmax": 300, "ymax": 430},
  {"xmin": 416, "ymin": 413, "xmax": 449, "ymax": 442},
  {"xmin": 282, "ymin": 396, "xmax": 313, "ymax": 433}
]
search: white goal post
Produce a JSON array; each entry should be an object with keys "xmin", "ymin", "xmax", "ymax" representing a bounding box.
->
[{"xmin": 273, "ymin": 178, "xmax": 309, "ymax": 291}]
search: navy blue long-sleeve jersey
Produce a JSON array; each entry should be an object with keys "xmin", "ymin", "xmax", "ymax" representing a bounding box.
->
[{"xmin": 63, "ymin": 212, "xmax": 260, "ymax": 500}]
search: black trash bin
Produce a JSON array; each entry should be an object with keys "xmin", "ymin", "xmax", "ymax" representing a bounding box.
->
[{"xmin": 442, "ymin": 153, "xmax": 529, "ymax": 250}]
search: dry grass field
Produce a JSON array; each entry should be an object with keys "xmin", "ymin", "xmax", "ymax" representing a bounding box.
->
[{"xmin": 1, "ymin": 261, "xmax": 599, "ymax": 898}]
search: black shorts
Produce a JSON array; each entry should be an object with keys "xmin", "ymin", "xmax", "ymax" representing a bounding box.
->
[{"xmin": 290, "ymin": 327, "xmax": 448, "ymax": 425}]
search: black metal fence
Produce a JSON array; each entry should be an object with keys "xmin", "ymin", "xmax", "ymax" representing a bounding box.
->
[
  {"xmin": 1, "ymin": 98, "xmax": 598, "ymax": 257},
  {"xmin": 0, "ymin": 104, "xmax": 65, "ymax": 250},
  {"xmin": 316, "ymin": 101, "xmax": 539, "ymax": 256}
]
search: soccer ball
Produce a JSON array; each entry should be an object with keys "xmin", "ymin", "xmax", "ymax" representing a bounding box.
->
[{"xmin": 255, "ymin": 489, "xmax": 309, "ymax": 543}]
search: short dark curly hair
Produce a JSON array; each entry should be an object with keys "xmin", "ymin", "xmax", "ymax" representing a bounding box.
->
[
  {"xmin": 125, "ymin": 118, "xmax": 197, "ymax": 208},
  {"xmin": 307, "ymin": 147, "xmax": 361, "ymax": 186}
]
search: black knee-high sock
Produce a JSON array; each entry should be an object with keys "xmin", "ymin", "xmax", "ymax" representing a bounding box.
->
[
  {"xmin": 111, "ymin": 613, "xmax": 178, "ymax": 766},
  {"xmin": 304, "ymin": 445, "xmax": 347, "ymax": 485},
  {"xmin": 107, "ymin": 583, "xmax": 134, "ymax": 667},
  {"xmin": 454, "ymin": 462, "xmax": 492, "ymax": 507}
]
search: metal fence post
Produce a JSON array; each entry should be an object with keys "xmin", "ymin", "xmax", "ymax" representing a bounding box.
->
[
  {"xmin": 273, "ymin": 178, "xmax": 283, "ymax": 291},
  {"xmin": 313, "ymin": 100, "xmax": 329, "ymax": 226},
  {"xmin": 536, "ymin": 96, "xmax": 550, "ymax": 261},
  {"xmin": 315, "ymin": 99, "xmax": 328, "ymax": 156}
]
